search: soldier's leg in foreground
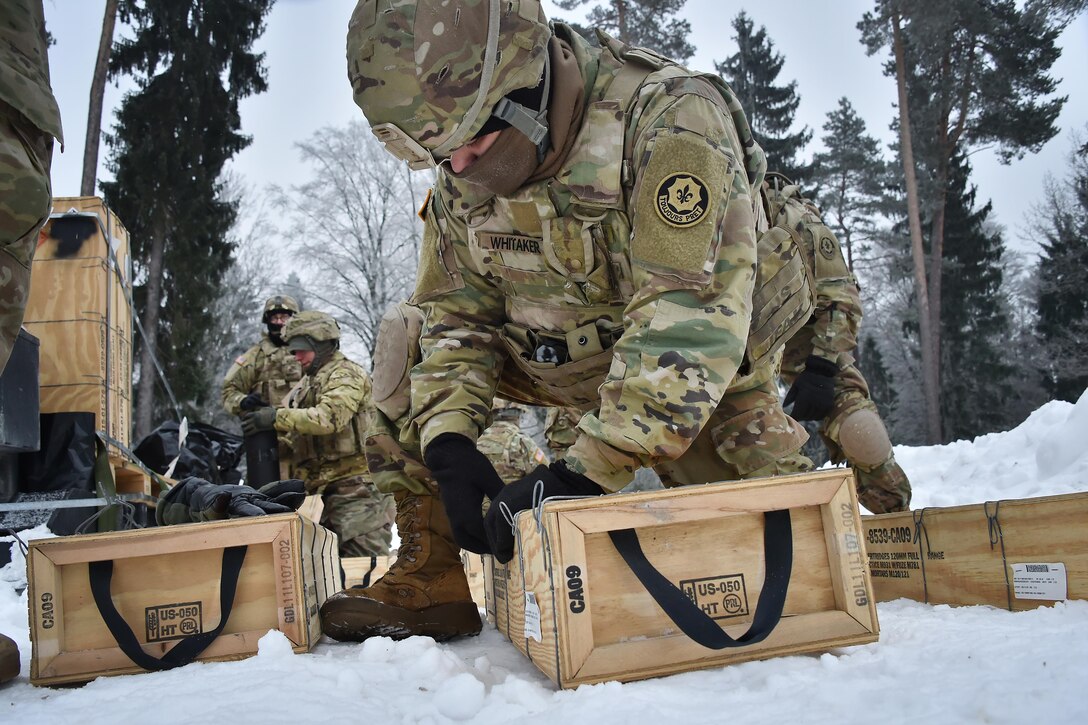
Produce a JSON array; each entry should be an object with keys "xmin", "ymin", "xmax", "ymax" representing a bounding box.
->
[
  {"xmin": 321, "ymin": 487, "xmax": 482, "ymax": 642},
  {"xmin": 656, "ymin": 358, "xmax": 814, "ymax": 486},
  {"xmin": 319, "ymin": 426, "xmax": 481, "ymax": 642},
  {"xmin": 0, "ymin": 632, "xmax": 17, "ymax": 684},
  {"xmin": 320, "ymin": 476, "xmax": 395, "ymax": 557},
  {"xmin": 821, "ymin": 364, "xmax": 911, "ymax": 513},
  {"xmin": 0, "ymin": 103, "xmax": 52, "ymax": 374}
]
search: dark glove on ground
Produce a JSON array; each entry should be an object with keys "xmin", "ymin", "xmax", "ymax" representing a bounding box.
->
[
  {"xmin": 484, "ymin": 462, "xmax": 604, "ymax": 563},
  {"xmin": 257, "ymin": 479, "xmax": 308, "ymax": 510},
  {"xmin": 239, "ymin": 393, "xmax": 268, "ymax": 412},
  {"xmin": 156, "ymin": 477, "xmax": 211, "ymax": 525},
  {"xmin": 424, "ymin": 433, "xmax": 506, "ymax": 554},
  {"xmin": 240, "ymin": 406, "xmax": 278, "ymax": 436},
  {"xmin": 784, "ymin": 355, "xmax": 838, "ymax": 421},
  {"xmin": 189, "ymin": 483, "xmax": 297, "ymax": 519},
  {"xmin": 156, "ymin": 477, "xmax": 297, "ymax": 525}
]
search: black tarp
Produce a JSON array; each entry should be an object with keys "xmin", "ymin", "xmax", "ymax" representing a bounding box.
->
[{"xmin": 133, "ymin": 421, "xmax": 244, "ymax": 485}]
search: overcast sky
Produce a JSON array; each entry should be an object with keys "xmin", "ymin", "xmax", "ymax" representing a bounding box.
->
[{"xmin": 43, "ymin": 0, "xmax": 1088, "ymax": 257}]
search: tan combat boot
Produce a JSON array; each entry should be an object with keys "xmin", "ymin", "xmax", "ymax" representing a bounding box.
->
[
  {"xmin": 1, "ymin": 633, "xmax": 19, "ymax": 685},
  {"xmin": 320, "ymin": 490, "xmax": 482, "ymax": 642}
]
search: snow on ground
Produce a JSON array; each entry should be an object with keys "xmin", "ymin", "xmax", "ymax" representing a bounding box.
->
[{"xmin": 3, "ymin": 390, "xmax": 1088, "ymax": 724}]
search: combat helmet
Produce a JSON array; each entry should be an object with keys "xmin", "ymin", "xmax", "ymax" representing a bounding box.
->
[
  {"xmin": 346, "ymin": 0, "xmax": 552, "ymax": 169},
  {"xmin": 282, "ymin": 310, "xmax": 341, "ymax": 353},
  {"xmin": 261, "ymin": 294, "xmax": 300, "ymax": 324}
]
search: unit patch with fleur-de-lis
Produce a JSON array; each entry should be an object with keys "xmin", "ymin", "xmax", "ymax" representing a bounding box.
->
[{"xmin": 655, "ymin": 173, "xmax": 710, "ymax": 228}]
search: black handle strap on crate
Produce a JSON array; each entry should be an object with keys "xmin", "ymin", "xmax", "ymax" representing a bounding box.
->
[
  {"xmin": 607, "ymin": 509, "xmax": 793, "ymax": 650},
  {"xmin": 88, "ymin": 545, "xmax": 248, "ymax": 671}
]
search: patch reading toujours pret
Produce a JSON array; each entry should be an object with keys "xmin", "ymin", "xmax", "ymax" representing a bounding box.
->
[
  {"xmin": 680, "ymin": 574, "xmax": 749, "ymax": 620},
  {"xmin": 146, "ymin": 601, "xmax": 203, "ymax": 642}
]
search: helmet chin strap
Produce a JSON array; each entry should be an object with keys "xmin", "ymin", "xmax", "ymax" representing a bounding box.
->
[{"xmin": 492, "ymin": 50, "xmax": 552, "ymax": 162}]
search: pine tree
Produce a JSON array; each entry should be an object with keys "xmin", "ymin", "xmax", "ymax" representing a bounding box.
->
[
  {"xmin": 1035, "ymin": 132, "xmax": 1088, "ymax": 402},
  {"xmin": 859, "ymin": 0, "xmax": 1071, "ymax": 443},
  {"xmin": 102, "ymin": 0, "xmax": 273, "ymax": 437},
  {"xmin": 937, "ymin": 153, "xmax": 1016, "ymax": 440},
  {"xmin": 809, "ymin": 98, "xmax": 888, "ymax": 271},
  {"xmin": 553, "ymin": 0, "xmax": 695, "ymax": 62},
  {"xmin": 716, "ymin": 11, "xmax": 812, "ymax": 184},
  {"xmin": 856, "ymin": 334, "xmax": 899, "ymax": 425}
]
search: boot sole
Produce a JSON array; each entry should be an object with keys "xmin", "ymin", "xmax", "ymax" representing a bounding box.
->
[{"xmin": 320, "ymin": 597, "xmax": 482, "ymax": 643}]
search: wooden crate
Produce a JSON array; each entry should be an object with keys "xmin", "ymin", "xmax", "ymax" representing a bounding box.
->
[
  {"xmin": 28, "ymin": 318, "xmax": 132, "ymax": 448},
  {"xmin": 483, "ymin": 468, "xmax": 878, "ymax": 688},
  {"xmin": 26, "ymin": 196, "xmax": 133, "ymax": 452},
  {"xmin": 862, "ymin": 491, "xmax": 1088, "ymax": 610},
  {"xmin": 462, "ymin": 552, "xmax": 486, "ymax": 608},
  {"xmin": 28, "ymin": 513, "xmax": 340, "ymax": 686},
  {"xmin": 342, "ymin": 555, "xmax": 391, "ymax": 589}
]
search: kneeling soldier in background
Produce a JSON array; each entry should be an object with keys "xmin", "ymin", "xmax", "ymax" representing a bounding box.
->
[{"xmin": 241, "ymin": 311, "xmax": 395, "ymax": 557}]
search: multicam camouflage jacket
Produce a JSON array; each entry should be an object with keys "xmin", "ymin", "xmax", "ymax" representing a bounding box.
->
[
  {"xmin": 276, "ymin": 350, "xmax": 371, "ymax": 491},
  {"xmin": 544, "ymin": 407, "xmax": 581, "ymax": 456},
  {"xmin": 475, "ymin": 420, "xmax": 548, "ymax": 483},
  {"xmin": 0, "ymin": 0, "xmax": 62, "ymax": 142},
  {"xmin": 409, "ymin": 25, "xmax": 768, "ymax": 492},
  {"xmin": 220, "ymin": 335, "xmax": 303, "ymax": 416},
  {"xmin": 765, "ymin": 181, "xmax": 862, "ymax": 368}
]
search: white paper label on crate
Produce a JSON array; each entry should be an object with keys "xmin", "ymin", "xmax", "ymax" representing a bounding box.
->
[
  {"xmin": 523, "ymin": 592, "xmax": 542, "ymax": 642},
  {"xmin": 1012, "ymin": 563, "xmax": 1067, "ymax": 601}
]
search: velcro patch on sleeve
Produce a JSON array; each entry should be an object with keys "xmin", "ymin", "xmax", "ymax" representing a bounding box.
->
[{"xmin": 632, "ymin": 129, "xmax": 734, "ymax": 280}]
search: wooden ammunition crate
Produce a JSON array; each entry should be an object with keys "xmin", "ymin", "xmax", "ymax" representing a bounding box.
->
[
  {"xmin": 483, "ymin": 468, "xmax": 879, "ymax": 688},
  {"xmin": 25, "ymin": 196, "xmax": 133, "ymax": 453},
  {"xmin": 342, "ymin": 555, "xmax": 391, "ymax": 589},
  {"xmin": 862, "ymin": 491, "xmax": 1088, "ymax": 610},
  {"xmin": 28, "ymin": 513, "xmax": 340, "ymax": 686}
]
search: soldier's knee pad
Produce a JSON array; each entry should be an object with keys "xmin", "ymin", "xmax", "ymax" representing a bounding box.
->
[{"xmin": 837, "ymin": 408, "xmax": 892, "ymax": 469}]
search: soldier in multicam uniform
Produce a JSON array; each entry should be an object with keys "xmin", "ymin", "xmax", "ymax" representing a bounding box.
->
[
  {"xmin": 241, "ymin": 311, "xmax": 394, "ymax": 557},
  {"xmin": 543, "ymin": 406, "xmax": 581, "ymax": 458},
  {"xmin": 765, "ymin": 174, "xmax": 911, "ymax": 514},
  {"xmin": 221, "ymin": 295, "xmax": 303, "ymax": 417},
  {"xmin": 1, "ymin": 0, "xmax": 63, "ymax": 684},
  {"xmin": 476, "ymin": 400, "xmax": 548, "ymax": 483},
  {"xmin": 321, "ymin": 0, "xmax": 814, "ymax": 642}
]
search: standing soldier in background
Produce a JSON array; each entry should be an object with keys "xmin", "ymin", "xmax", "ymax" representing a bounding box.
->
[
  {"xmin": 767, "ymin": 174, "xmax": 911, "ymax": 514},
  {"xmin": 476, "ymin": 401, "xmax": 548, "ymax": 483},
  {"xmin": 241, "ymin": 311, "xmax": 394, "ymax": 557},
  {"xmin": 0, "ymin": 0, "xmax": 63, "ymax": 685},
  {"xmin": 543, "ymin": 407, "xmax": 581, "ymax": 458},
  {"xmin": 221, "ymin": 295, "xmax": 303, "ymax": 418}
]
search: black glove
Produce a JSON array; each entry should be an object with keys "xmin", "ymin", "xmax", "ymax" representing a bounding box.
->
[
  {"xmin": 156, "ymin": 477, "xmax": 298, "ymax": 525},
  {"xmin": 257, "ymin": 479, "xmax": 308, "ymax": 510},
  {"xmin": 423, "ymin": 433, "xmax": 506, "ymax": 554},
  {"xmin": 239, "ymin": 393, "xmax": 268, "ymax": 412},
  {"xmin": 190, "ymin": 482, "xmax": 298, "ymax": 519},
  {"xmin": 484, "ymin": 461, "xmax": 604, "ymax": 563},
  {"xmin": 240, "ymin": 406, "xmax": 278, "ymax": 436},
  {"xmin": 784, "ymin": 355, "xmax": 838, "ymax": 421},
  {"xmin": 156, "ymin": 477, "xmax": 213, "ymax": 525}
]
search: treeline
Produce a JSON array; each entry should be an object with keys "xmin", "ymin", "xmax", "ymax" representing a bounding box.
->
[{"xmin": 80, "ymin": 0, "xmax": 1086, "ymax": 446}]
